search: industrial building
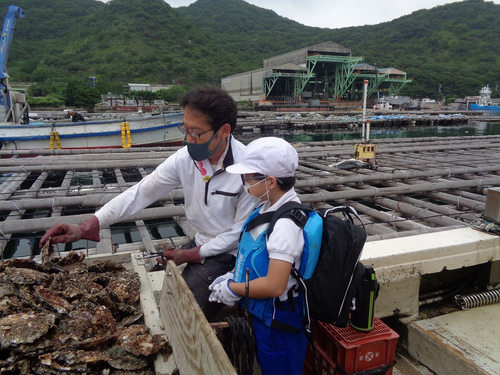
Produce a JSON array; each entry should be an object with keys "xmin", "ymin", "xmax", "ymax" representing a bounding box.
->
[{"xmin": 221, "ymin": 41, "xmax": 411, "ymax": 106}]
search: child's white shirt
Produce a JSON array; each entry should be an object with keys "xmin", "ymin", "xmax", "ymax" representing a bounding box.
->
[{"xmin": 260, "ymin": 188, "xmax": 305, "ymax": 301}]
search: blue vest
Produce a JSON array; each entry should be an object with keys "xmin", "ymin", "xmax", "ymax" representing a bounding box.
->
[{"xmin": 234, "ymin": 206, "xmax": 323, "ymax": 326}]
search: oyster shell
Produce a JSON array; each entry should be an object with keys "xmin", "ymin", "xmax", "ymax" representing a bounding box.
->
[
  {"xmin": 106, "ymin": 271, "xmax": 141, "ymax": 305},
  {"xmin": 0, "ymin": 268, "xmax": 51, "ymax": 285},
  {"xmin": 35, "ymin": 285, "xmax": 73, "ymax": 314},
  {"xmin": 40, "ymin": 237, "xmax": 54, "ymax": 265},
  {"xmin": 106, "ymin": 346, "xmax": 148, "ymax": 370},
  {"xmin": 116, "ymin": 325, "xmax": 169, "ymax": 357},
  {"xmin": 111, "ymin": 369, "xmax": 155, "ymax": 375},
  {"xmin": 0, "ymin": 258, "xmax": 40, "ymax": 272},
  {"xmin": 0, "ymin": 282, "xmax": 18, "ymax": 299},
  {"xmin": 0, "ymin": 253, "xmax": 169, "ymax": 374},
  {"xmin": 0, "ymin": 313, "xmax": 55, "ymax": 348},
  {"xmin": 56, "ymin": 303, "xmax": 116, "ymax": 344}
]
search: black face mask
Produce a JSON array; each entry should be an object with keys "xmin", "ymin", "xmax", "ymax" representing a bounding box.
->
[{"xmin": 185, "ymin": 127, "xmax": 223, "ymax": 161}]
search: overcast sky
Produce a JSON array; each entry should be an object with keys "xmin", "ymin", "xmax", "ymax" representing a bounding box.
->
[{"xmin": 158, "ymin": 0, "xmax": 500, "ymax": 29}]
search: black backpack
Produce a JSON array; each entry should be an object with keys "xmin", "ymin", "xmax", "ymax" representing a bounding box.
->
[{"xmin": 267, "ymin": 202, "xmax": 379, "ymax": 335}]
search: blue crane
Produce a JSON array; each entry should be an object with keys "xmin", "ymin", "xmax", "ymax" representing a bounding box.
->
[{"xmin": 0, "ymin": 5, "xmax": 25, "ymax": 122}]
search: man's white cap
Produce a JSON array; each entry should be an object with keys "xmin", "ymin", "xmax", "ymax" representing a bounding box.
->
[{"xmin": 227, "ymin": 137, "xmax": 298, "ymax": 177}]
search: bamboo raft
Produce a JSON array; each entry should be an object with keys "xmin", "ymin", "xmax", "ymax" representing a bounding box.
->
[
  {"xmin": 0, "ymin": 134, "xmax": 499, "ymax": 258},
  {"xmin": 235, "ymin": 112, "xmax": 470, "ymax": 132},
  {"xmin": 1, "ymin": 135, "xmax": 500, "ymax": 374}
]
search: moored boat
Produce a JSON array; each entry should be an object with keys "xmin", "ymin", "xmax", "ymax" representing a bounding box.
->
[
  {"xmin": 0, "ymin": 5, "xmax": 184, "ymax": 151},
  {"xmin": 0, "ymin": 112, "xmax": 184, "ymax": 150},
  {"xmin": 469, "ymin": 85, "xmax": 500, "ymax": 110}
]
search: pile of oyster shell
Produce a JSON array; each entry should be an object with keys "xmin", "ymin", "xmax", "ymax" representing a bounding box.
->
[{"xmin": 0, "ymin": 249, "xmax": 171, "ymax": 374}]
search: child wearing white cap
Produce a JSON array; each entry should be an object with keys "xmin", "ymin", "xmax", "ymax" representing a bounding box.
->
[{"xmin": 209, "ymin": 136, "xmax": 310, "ymax": 375}]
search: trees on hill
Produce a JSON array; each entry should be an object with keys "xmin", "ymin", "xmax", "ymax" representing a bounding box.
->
[{"xmin": 3, "ymin": 0, "xmax": 500, "ymax": 103}]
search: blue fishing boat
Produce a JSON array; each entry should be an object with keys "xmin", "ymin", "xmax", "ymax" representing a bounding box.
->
[{"xmin": 469, "ymin": 85, "xmax": 500, "ymax": 110}]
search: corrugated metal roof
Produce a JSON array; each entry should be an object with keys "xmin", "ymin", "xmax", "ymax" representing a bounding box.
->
[{"xmin": 379, "ymin": 67, "xmax": 406, "ymax": 75}]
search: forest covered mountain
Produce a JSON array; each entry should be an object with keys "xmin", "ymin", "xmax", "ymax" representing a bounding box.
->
[{"xmin": 2, "ymin": 0, "xmax": 500, "ymax": 99}]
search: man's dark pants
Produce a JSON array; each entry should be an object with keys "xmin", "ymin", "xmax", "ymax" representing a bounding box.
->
[{"xmin": 180, "ymin": 239, "xmax": 236, "ymax": 321}]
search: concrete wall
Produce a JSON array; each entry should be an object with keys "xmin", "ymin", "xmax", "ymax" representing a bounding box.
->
[
  {"xmin": 221, "ymin": 63, "xmax": 304, "ymax": 102},
  {"xmin": 221, "ymin": 70, "xmax": 267, "ymax": 102},
  {"xmin": 364, "ymin": 228, "xmax": 500, "ymax": 319}
]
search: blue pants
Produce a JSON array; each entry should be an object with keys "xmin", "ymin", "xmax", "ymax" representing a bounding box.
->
[{"xmin": 251, "ymin": 298, "xmax": 308, "ymax": 375}]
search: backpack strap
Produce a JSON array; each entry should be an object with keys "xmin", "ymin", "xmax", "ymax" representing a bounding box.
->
[
  {"xmin": 323, "ymin": 205, "xmax": 366, "ymax": 229},
  {"xmin": 265, "ymin": 202, "xmax": 317, "ymax": 337},
  {"xmin": 267, "ymin": 201, "xmax": 313, "ymax": 237},
  {"xmin": 244, "ymin": 211, "xmax": 274, "ymax": 232}
]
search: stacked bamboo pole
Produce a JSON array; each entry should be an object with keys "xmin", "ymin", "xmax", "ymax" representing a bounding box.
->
[{"xmin": 0, "ymin": 135, "xmax": 498, "ymax": 258}]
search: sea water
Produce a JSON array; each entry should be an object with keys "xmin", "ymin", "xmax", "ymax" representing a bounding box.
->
[{"xmin": 234, "ymin": 120, "xmax": 500, "ymax": 144}]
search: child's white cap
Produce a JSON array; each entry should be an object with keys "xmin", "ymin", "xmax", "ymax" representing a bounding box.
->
[{"xmin": 227, "ymin": 137, "xmax": 298, "ymax": 177}]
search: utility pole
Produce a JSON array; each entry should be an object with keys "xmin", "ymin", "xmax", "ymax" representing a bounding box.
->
[{"xmin": 354, "ymin": 80, "xmax": 376, "ymax": 165}]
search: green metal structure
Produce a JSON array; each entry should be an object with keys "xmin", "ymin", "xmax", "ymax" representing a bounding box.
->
[
  {"xmin": 262, "ymin": 50, "xmax": 411, "ymax": 102},
  {"xmin": 352, "ymin": 68, "xmax": 412, "ymax": 99}
]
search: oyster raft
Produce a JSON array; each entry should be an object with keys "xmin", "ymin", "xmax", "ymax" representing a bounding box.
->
[{"xmin": 0, "ymin": 250, "xmax": 171, "ymax": 374}]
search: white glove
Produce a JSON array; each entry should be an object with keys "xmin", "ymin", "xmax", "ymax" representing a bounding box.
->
[
  {"xmin": 209, "ymin": 280, "xmax": 241, "ymax": 306},
  {"xmin": 208, "ymin": 271, "xmax": 234, "ymax": 291}
]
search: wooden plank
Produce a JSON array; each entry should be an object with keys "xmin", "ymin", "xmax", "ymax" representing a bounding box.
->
[
  {"xmin": 160, "ymin": 261, "xmax": 237, "ymax": 375},
  {"xmin": 27, "ymin": 237, "xmax": 189, "ymax": 259},
  {"xmin": 84, "ymin": 236, "xmax": 189, "ymax": 255},
  {"xmin": 97, "ymin": 227, "xmax": 113, "ymax": 254},
  {"xmin": 130, "ymin": 253, "xmax": 178, "ymax": 374}
]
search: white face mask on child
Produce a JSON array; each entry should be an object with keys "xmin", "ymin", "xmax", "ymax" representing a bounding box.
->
[{"xmin": 243, "ymin": 178, "xmax": 270, "ymax": 201}]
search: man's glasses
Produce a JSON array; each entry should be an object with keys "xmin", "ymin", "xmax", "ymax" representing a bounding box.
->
[{"xmin": 178, "ymin": 124, "xmax": 214, "ymax": 139}]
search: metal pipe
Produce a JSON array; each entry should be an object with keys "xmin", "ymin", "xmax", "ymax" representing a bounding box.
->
[{"xmin": 362, "ymin": 80, "xmax": 368, "ymax": 141}]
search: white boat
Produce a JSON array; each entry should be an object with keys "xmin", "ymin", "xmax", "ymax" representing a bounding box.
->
[
  {"xmin": 0, "ymin": 111, "xmax": 184, "ymax": 151},
  {"xmin": 469, "ymin": 85, "xmax": 500, "ymax": 110},
  {"xmin": 0, "ymin": 5, "xmax": 184, "ymax": 151},
  {"xmin": 373, "ymin": 97, "xmax": 392, "ymax": 110}
]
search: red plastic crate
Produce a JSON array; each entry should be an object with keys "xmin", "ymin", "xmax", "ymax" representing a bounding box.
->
[
  {"xmin": 305, "ymin": 317, "xmax": 399, "ymax": 375},
  {"xmin": 303, "ymin": 342, "xmax": 338, "ymax": 375}
]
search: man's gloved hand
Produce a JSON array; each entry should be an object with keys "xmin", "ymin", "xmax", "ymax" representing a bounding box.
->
[
  {"xmin": 157, "ymin": 245, "xmax": 202, "ymax": 266},
  {"xmin": 156, "ymin": 247, "xmax": 174, "ymax": 265},
  {"xmin": 209, "ymin": 280, "xmax": 241, "ymax": 306},
  {"xmin": 208, "ymin": 271, "xmax": 234, "ymax": 291},
  {"xmin": 40, "ymin": 216, "xmax": 100, "ymax": 247}
]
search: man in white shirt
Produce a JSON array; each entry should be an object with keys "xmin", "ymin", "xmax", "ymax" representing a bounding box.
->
[{"xmin": 41, "ymin": 86, "xmax": 258, "ymax": 320}]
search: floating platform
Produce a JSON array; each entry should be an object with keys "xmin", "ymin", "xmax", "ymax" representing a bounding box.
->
[
  {"xmin": 236, "ymin": 112, "xmax": 470, "ymax": 133},
  {"xmin": 0, "ymin": 135, "xmax": 499, "ymax": 251}
]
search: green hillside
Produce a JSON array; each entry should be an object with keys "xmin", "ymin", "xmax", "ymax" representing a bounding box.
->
[
  {"xmin": 2, "ymin": 0, "xmax": 242, "ymax": 88},
  {"xmin": 179, "ymin": 0, "xmax": 500, "ymax": 99},
  {"xmin": 2, "ymin": 0, "xmax": 499, "ymax": 99}
]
